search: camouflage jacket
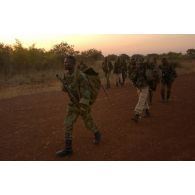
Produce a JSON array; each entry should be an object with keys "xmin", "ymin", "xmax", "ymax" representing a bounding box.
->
[
  {"xmin": 102, "ymin": 61, "xmax": 113, "ymax": 73},
  {"xmin": 63, "ymin": 69, "xmax": 92, "ymax": 107},
  {"xmin": 129, "ymin": 63, "xmax": 148, "ymax": 88},
  {"xmin": 159, "ymin": 63, "xmax": 177, "ymax": 83},
  {"xmin": 113, "ymin": 62, "xmax": 122, "ymax": 74}
]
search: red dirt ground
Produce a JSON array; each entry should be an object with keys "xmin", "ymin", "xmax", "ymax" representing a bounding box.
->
[{"xmin": 0, "ymin": 73, "xmax": 195, "ymax": 160}]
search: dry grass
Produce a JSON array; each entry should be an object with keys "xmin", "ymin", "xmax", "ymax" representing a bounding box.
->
[
  {"xmin": 176, "ymin": 60, "xmax": 195, "ymax": 75},
  {"xmin": 0, "ymin": 59, "xmax": 195, "ymax": 100}
]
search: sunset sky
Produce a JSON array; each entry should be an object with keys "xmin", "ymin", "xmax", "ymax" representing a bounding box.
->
[
  {"xmin": 1, "ymin": 0, "xmax": 195, "ymax": 55},
  {"xmin": 1, "ymin": 34, "xmax": 195, "ymax": 55}
]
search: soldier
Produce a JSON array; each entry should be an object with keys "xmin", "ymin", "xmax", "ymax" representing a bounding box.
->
[
  {"xmin": 113, "ymin": 57, "xmax": 123, "ymax": 87},
  {"xmin": 129, "ymin": 59, "xmax": 150, "ymax": 122},
  {"xmin": 56, "ymin": 56, "xmax": 101, "ymax": 157},
  {"xmin": 102, "ymin": 57, "xmax": 113, "ymax": 89},
  {"xmin": 159, "ymin": 58, "xmax": 177, "ymax": 102},
  {"xmin": 145, "ymin": 57, "xmax": 160, "ymax": 104},
  {"xmin": 121, "ymin": 58, "xmax": 128, "ymax": 86}
]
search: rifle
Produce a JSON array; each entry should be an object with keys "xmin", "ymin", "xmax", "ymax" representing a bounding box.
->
[{"xmin": 56, "ymin": 74, "xmax": 78, "ymax": 104}]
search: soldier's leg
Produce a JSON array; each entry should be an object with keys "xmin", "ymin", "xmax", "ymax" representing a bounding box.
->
[
  {"xmin": 106, "ymin": 72, "xmax": 111, "ymax": 88},
  {"xmin": 161, "ymin": 82, "xmax": 166, "ymax": 101},
  {"xmin": 132, "ymin": 86, "xmax": 149, "ymax": 122},
  {"xmin": 119, "ymin": 73, "xmax": 123, "ymax": 86},
  {"xmin": 56, "ymin": 105, "xmax": 79, "ymax": 157},
  {"xmin": 167, "ymin": 82, "xmax": 172, "ymax": 101},
  {"xmin": 144, "ymin": 90, "xmax": 150, "ymax": 117},
  {"xmin": 80, "ymin": 106, "xmax": 101, "ymax": 144},
  {"xmin": 149, "ymin": 88, "xmax": 153, "ymax": 105},
  {"xmin": 116, "ymin": 74, "xmax": 120, "ymax": 86}
]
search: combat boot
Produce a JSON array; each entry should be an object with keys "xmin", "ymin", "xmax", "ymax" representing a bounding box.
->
[
  {"xmin": 56, "ymin": 140, "xmax": 73, "ymax": 157},
  {"xmin": 167, "ymin": 90, "xmax": 171, "ymax": 101},
  {"xmin": 93, "ymin": 131, "xmax": 101, "ymax": 144},
  {"xmin": 131, "ymin": 113, "xmax": 140, "ymax": 122},
  {"xmin": 143, "ymin": 109, "xmax": 150, "ymax": 117},
  {"xmin": 161, "ymin": 90, "xmax": 165, "ymax": 102}
]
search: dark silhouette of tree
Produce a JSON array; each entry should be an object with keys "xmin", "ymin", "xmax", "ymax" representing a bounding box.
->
[
  {"xmin": 119, "ymin": 54, "xmax": 130, "ymax": 61},
  {"xmin": 106, "ymin": 54, "xmax": 118, "ymax": 61},
  {"xmin": 187, "ymin": 49, "xmax": 195, "ymax": 58},
  {"xmin": 50, "ymin": 42, "xmax": 77, "ymax": 62}
]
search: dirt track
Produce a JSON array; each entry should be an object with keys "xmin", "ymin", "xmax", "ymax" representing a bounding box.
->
[{"xmin": 0, "ymin": 74, "xmax": 195, "ymax": 160}]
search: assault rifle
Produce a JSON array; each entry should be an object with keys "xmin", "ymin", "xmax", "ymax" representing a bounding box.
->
[{"xmin": 56, "ymin": 74, "xmax": 78, "ymax": 104}]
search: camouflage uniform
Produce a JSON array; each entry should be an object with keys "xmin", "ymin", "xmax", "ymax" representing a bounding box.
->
[
  {"xmin": 145, "ymin": 59, "xmax": 160, "ymax": 104},
  {"xmin": 56, "ymin": 56, "xmax": 101, "ymax": 157},
  {"xmin": 159, "ymin": 58, "xmax": 177, "ymax": 102},
  {"xmin": 113, "ymin": 58, "xmax": 123, "ymax": 87},
  {"xmin": 121, "ymin": 59, "xmax": 128, "ymax": 85},
  {"xmin": 102, "ymin": 58, "xmax": 113, "ymax": 88},
  {"xmin": 129, "ymin": 61, "xmax": 150, "ymax": 122},
  {"xmin": 64, "ymin": 69, "xmax": 99, "ymax": 142}
]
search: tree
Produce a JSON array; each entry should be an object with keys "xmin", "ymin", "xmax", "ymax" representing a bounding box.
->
[
  {"xmin": 106, "ymin": 54, "xmax": 118, "ymax": 61},
  {"xmin": 186, "ymin": 49, "xmax": 195, "ymax": 58},
  {"xmin": 50, "ymin": 42, "xmax": 77, "ymax": 63},
  {"xmin": 80, "ymin": 49, "xmax": 104, "ymax": 61},
  {"xmin": 147, "ymin": 53, "xmax": 159, "ymax": 59},
  {"xmin": 131, "ymin": 54, "xmax": 145, "ymax": 61},
  {"xmin": 0, "ymin": 43, "xmax": 13, "ymax": 75},
  {"xmin": 119, "ymin": 54, "xmax": 130, "ymax": 61}
]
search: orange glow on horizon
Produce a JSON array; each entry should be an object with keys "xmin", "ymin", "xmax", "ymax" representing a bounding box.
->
[{"xmin": 1, "ymin": 34, "xmax": 195, "ymax": 55}]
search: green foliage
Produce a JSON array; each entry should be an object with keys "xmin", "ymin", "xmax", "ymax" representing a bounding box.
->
[
  {"xmin": 50, "ymin": 42, "xmax": 78, "ymax": 63},
  {"xmin": 0, "ymin": 43, "xmax": 13, "ymax": 76},
  {"xmin": 119, "ymin": 54, "xmax": 130, "ymax": 61},
  {"xmin": 1, "ymin": 39, "xmax": 195, "ymax": 85},
  {"xmin": 186, "ymin": 49, "xmax": 195, "ymax": 59},
  {"xmin": 79, "ymin": 49, "xmax": 104, "ymax": 62},
  {"xmin": 131, "ymin": 54, "xmax": 145, "ymax": 61},
  {"xmin": 106, "ymin": 54, "xmax": 118, "ymax": 61}
]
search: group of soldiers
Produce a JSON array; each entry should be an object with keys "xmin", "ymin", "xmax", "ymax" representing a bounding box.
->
[
  {"xmin": 102, "ymin": 56, "xmax": 177, "ymax": 121},
  {"xmin": 102, "ymin": 57, "xmax": 128, "ymax": 88},
  {"xmin": 56, "ymin": 55, "xmax": 177, "ymax": 157}
]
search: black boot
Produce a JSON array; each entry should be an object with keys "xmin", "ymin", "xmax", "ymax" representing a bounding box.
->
[
  {"xmin": 56, "ymin": 140, "xmax": 73, "ymax": 157},
  {"xmin": 167, "ymin": 90, "xmax": 171, "ymax": 101},
  {"xmin": 131, "ymin": 113, "xmax": 140, "ymax": 122},
  {"xmin": 93, "ymin": 131, "xmax": 101, "ymax": 144},
  {"xmin": 143, "ymin": 109, "xmax": 150, "ymax": 117},
  {"xmin": 149, "ymin": 90, "xmax": 153, "ymax": 105},
  {"xmin": 161, "ymin": 90, "xmax": 165, "ymax": 102}
]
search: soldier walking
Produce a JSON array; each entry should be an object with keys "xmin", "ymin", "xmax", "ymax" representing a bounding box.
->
[
  {"xmin": 56, "ymin": 56, "xmax": 101, "ymax": 157},
  {"xmin": 146, "ymin": 58, "xmax": 160, "ymax": 104},
  {"xmin": 102, "ymin": 57, "xmax": 113, "ymax": 89},
  {"xmin": 121, "ymin": 58, "xmax": 128, "ymax": 86},
  {"xmin": 129, "ymin": 59, "xmax": 150, "ymax": 122},
  {"xmin": 113, "ymin": 57, "xmax": 123, "ymax": 87},
  {"xmin": 159, "ymin": 58, "xmax": 177, "ymax": 102}
]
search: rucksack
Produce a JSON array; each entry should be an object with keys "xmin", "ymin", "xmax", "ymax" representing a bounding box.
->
[{"xmin": 83, "ymin": 67, "xmax": 101, "ymax": 105}]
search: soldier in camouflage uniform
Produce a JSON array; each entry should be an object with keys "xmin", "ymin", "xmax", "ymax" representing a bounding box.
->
[
  {"xmin": 121, "ymin": 58, "xmax": 128, "ymax": 86},
  {"xmin": 102, "ymin": 57, "xmax": 113, "ymax": 89},
  {"xmin": 56, "ymin": 56, "xmax": 101, "ymax": 157},
  {"xmin": 113, "ymin": 57, "xmax": 123, "ymax": 87},
  {"xmin": 146, "ymin": 58, "xmax": 160, "ymax": 104},
  {"xmin": 129, "ymin": 59, "xmax": 150, "ymax": 122},
  {"xmin": 159, "ymin": 58, "xmax": 177, "ymax": 102}
]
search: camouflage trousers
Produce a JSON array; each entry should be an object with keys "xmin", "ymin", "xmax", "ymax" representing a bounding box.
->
[
  {"xmin": 104, "ymin": 72, "xmax": 111, "ymax": 88},
  {"xmin": 161, "ymin": 81, "xmax": 173, "ymax": 101},
  {"xmin": 115, "ymin": 73, "xmax": 123, "ymax": 86},
  {"xmin": 64, "ymin": 104, "xmax": 99, "ymax": 141},
  {"xmin": 134, "ymin": 86, "xmax": 149, "ymax": 115}
]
